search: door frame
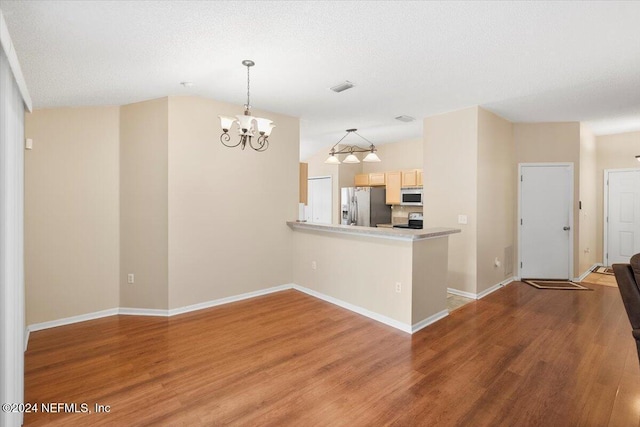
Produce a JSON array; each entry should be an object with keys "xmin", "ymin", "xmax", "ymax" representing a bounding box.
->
[
  {"xmin": 517, "ymin": 162, "xmax": 574, "ymax": 280},
  {"xmin": 603, "ymin": 168, "xmax": 640, "ymax": 266}
]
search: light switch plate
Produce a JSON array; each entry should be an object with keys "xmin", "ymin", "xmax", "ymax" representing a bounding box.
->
[
  {"xmin": 25, "ymin": 138, "xmax": 33, "ymax": 150},
  {"xmin": 458, "ymin": 214, "xmax": 468, "ymax": 225}
]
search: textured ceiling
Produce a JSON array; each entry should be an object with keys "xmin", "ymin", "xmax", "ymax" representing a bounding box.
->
[{"xmin": 1, "ymin": 1, "xmax": 639, "ymax": 159}]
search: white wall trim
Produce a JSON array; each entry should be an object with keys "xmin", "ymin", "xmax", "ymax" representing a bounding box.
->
[
  {"xmin": 292, "ymin": 284, "xmax": 413, "ymax": 333},
  {"xmin": 27, "ymin": 308, "xmax": 119, "ymax": 333},
  {"xmin": 0, "ymin": 10, "xmax": 32, "ymax": 111},
  {"xmin": 448, "ymin": 277, "xmax": 514, "ymax": 300},
  {"xmin": 119, "ymin": 307, "xmax": 168, "ymax": 317},
  {"xmin": 574, "ymin": 262, "xmax": 603, "ymax": 282},
  {"xmin": 412, "ymin": 310, "xmax": 449, "ymax": 334},
  {"xmin": 26, "ymin": 283, "xmax": 456, "ymax": 339},
  {"xmin": 447, "ymin": 288, "xmax": 477, "ymax": 299},
  {"xmin": 24, "ymin": 328, "xmax": 30, "ymax": 352},
  {"xmin": 167, "ymin": 284, "xmax": 293, "ymax": 316},
  {"xmin": 477, "ymin": 277, "xmax": 515, "ymax": 299}
]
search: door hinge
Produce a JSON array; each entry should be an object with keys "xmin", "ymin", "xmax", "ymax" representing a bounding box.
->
[
  {"xmin": 520, "ymin": 175, "xmax": 523, "ymax": 182},
  {"xmin": 520, "ymin": 262, "xmax": 523, "ymax": 268},
  {"xmin": 520, "ymin": 218, "xmax": 523, "ymax": 225}
]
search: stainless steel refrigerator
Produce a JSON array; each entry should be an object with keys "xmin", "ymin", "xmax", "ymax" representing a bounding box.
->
[{"xmin": 341, "ymin": 187, "xmax": 391, "ymax": 227}]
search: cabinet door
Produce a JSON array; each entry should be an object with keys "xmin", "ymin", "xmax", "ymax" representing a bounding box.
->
[
  {"xmin": 385, "ymin": 172, "xmax": 401, "ymax": 205},
  {"xmin": 369, "ymin": 173, "xmax": 386, "ymax": 186},
  {"xmin": 402, "ymin": 170, "xmax": 418, "ymax": 187},
  {"xmin": 355, "ymin": 173, "xmax": 370, "ymax": 187},
  {"xmin": 417, "ymin": 169, "xmax": 423, "ymax": 186}
]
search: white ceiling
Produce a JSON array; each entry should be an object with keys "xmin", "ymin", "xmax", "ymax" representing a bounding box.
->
[{"xmin": 1, "ymin": 1, "xmax": 639, "ymax": 160}]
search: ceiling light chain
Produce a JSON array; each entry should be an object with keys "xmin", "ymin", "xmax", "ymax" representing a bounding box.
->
[
  {"xmin": 218, "ymin": 60, "xmax": 275, "ymax": 152},
  {"xmin": 325, "ymin": 129, "xmax": 381, "ymax": 164}
]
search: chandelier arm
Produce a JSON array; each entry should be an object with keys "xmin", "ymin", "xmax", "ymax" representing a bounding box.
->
[
  {"xmin": 251, "ymin": 135, "xmax": 269, "ymax": 152},
  {"xmin": 220, "ymin": 133, "xmax": 242, "ymax": 148}
]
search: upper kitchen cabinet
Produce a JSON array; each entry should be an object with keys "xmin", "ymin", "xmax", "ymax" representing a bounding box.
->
[
  {"xmin": 355, "ymin": 173, "xmax": 370, "ymax": 187},
  {"xmin": 355, "ymin": 172, "xmax": 386, "ymax": 187},
  {"xmin": 385, "ymin": 171, "xmax": 401, "ymax": 205},
  {"xmin": 417, "ymin": 170, "xmax": 423, "ymax": 186},
  {"xmin": 402, "ymin": 170, "xmax": 419, "ymax": 187},
  {"xmin": 369, "ymin": 173, "xmax": 386, "ymax": 186}
]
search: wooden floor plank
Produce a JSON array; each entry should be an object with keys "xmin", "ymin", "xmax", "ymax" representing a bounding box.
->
[{"xmin": 23, "ymin": 284, "xmax": 640, "ymax": 426}]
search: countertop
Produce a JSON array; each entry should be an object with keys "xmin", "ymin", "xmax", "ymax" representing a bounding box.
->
[
  {"xmin": 376, "ymin": 223, "xmax": 395, "ymax": 228},
  {"xmin": 287, "ymin": 221, "xmax": 460, "ymax": 241}
]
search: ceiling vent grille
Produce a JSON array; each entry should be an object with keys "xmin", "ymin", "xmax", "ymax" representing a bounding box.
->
[
  {"xmin": 330, "ymin": 81, "xmax": 355, "ymax": 93},
  {"xmin": 395, "ymin": 115, "xmax": 415, "ymax": 122}
]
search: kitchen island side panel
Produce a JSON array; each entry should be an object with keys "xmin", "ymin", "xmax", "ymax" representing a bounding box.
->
[
  {"xmin": 292, "ymin": 229, "xmax": 413, "ymax": 325},
  {"xmin": 412, "ymin": 237, "xmax": 449, "ymax": 325}
]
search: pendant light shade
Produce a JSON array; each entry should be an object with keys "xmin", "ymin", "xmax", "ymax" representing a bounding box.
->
[
  {"xmin": 343, "ymin": 153, "xmax": 361, "ymax": 163},
  {"xmin": 325, "ymin": 154, "xmax": 341, "ymax": 164},
  {"xmin": 363, "ymin": 152, "xmax": 381, "ymax": 162}
]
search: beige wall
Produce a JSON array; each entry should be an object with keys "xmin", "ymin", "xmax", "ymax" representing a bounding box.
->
[
  {"xmin": 595, "ymin": 131, "xmax": 640, "ymax": 262},
  {"xmin": 167, "ymin": 96, "xmax": 299, "ymax": 309},
  {"xmin": 514, "ymin": 122, "xmax": 581, "ymax": 277},
  {"xmin": 25, "ymin": 107, "xmax": 120, "ymax": 324},
  {"xmin": 120, "ymin": 98, "xmax": 169, "ymax": 309},
  {"xmin": 362, "ymin": 138, "xmax": 423, "ymax": 174},
  {"xmin": 579, "ymin": 124, "xmax": 598, "ymax": 272},
  {"xmin": 476, "ymin": 108, "xmax": 515, "ymax": 293},
  {"xmin": 424, "ymin": 107, "xmax": 479, "ymax": 293}
]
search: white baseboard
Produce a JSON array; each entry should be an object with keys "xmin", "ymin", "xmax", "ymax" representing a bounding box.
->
[
  {"xmin": 412, "ymin": 310, "xmax": 449, "ymax": 333},
  {"xmin": 119, "ymin": 307, "xmax": 168, "ymax": 316},
  {"xmin": 27, "ymin": 308, "xmax": 119, "ymax": 333},
  {"xmin": 24, "ymin": 328, "xmax": 30, "ymax": 352},
  {"xmin": 292, "ymin": 284, "xmax": 413, "ymax": 333},
  {"xmin": 574, "ymin": 263, "xmax": 603, "ymax": 282},
  {"xmin": 26, "ymin": 285, "xmax": 297, "ymax": 334},
  {"xmin": 448, "ymin": 277, "xmax": 515, "ymax": 301},
  {"xmin": 25, "ymin": 283, "xmax": 452, "ymax": 337},
  {"xmin": 477, "ymin": 277, "xmax": 515, "ymax": 299},
  {"xmin": 447, "ymin": 288, "xmax": 477, "ymax": 299},
  {"xmin": 168, "ymin": 284, "xmax": 293, "ymax": 316}
]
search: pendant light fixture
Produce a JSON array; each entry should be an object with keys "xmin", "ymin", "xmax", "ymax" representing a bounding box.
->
[
  {"xmin": 325, "ymin": 129, "xmax": 381, "ymax": 164},
  {"xmin": 218, "ymin": 60, "xmax": 275, "ymax": 152}
]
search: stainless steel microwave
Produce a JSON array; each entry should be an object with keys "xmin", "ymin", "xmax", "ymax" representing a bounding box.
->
[{"xmin": 400, "ymin": 187, "xmax": 423, "ymax": 206}]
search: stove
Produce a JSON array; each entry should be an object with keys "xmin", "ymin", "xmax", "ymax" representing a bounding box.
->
[{"xmin": 393, "ymin": 212, "xmax": 423, "ymax": 230}]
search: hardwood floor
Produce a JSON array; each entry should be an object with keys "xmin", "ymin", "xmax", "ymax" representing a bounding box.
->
[{"xmin": 24, "ymin": 282, "xmax": 640, "ymax": 426}]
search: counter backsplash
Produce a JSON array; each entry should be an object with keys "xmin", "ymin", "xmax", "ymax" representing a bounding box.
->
[{"xmin": 391, "ymin": 205, "xmax": 423, "ymax": 225}]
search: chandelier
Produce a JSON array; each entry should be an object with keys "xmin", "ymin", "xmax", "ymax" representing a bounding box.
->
[
  {"xmin": 218, "ymin": 60, "xmax": 275, "ymax": 152},
  {"xmin": 324, "ymin": 129, "xmax": 381, "ymax": 164}
]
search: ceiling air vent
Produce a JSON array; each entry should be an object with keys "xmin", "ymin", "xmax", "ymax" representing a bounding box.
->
[
  {"xmin": 395, "ymin": 115, "xmax": 415, "ymax": 122},
  {"xmin": 330, "ymin": 81, "xmax": 355, "ymax": 93}
]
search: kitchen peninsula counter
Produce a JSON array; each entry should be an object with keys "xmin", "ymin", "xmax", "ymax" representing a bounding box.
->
[{"xmin": 287, "ymin": 221, "xmax": 460, "ymax": 334}]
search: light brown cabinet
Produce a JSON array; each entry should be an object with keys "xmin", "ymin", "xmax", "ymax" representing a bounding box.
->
[
  {"xmin": 354, "ymin": 173, "xmax": 370, "ymax": 187},
  {"xmin": 417, "ymin": 170, "xmax": 423, "ymax": 186},
  {"xmin": 402, "ymin": 170, "xmax": 419, "ymax": 187},
  {"xmin": 369, "ymin": 173, "xmax": 386, "ymax": 186},
  {"xmin": 385, "ymin": 171, "xmax": 401, "ymax": 205}
]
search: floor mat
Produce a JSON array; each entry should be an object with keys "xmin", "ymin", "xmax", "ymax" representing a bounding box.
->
[{"xmin": 524, "ymin": 280, "xmax": 591, "ymax": 290}]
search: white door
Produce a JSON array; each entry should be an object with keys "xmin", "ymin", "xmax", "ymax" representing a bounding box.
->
[
  {"xmin": 606, "ymin": 169, "xmax": 640, "ymax": 265},
  {"xmin": 307, "ymin": 177, "xmax": 332, "ymax": 224},
  {"xmin": 520, "ymin": 164, "xmax": 573, "ymax": 279}
]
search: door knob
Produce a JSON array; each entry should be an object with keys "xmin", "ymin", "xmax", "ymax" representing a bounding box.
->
[{"xmin": 563, "ymin": 226, "xmax": 570, "ymax": 231}]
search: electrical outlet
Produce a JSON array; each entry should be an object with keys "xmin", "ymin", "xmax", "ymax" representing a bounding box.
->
[
  {"xmin": 311, "ymin": 261, "xmax": 317, "ymax": 270},
  {"xmin": 127, "ymin": 273, "xmax": 134, "ymax": 284},
  {"xmin": 395, "ymin": 282, "xmax": 402, "ymax": 293},
  {"xmin": 494, "ymin": 257, "xmax": 501, "ymax": 268},
  {"xmin": 458, "ymin": 214, "xmax": 468, "ymax": 225}
]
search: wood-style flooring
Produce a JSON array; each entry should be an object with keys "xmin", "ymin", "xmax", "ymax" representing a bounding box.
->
[{"xmin": 24, "ymin": 282, "xmax": 640, "ymax": 426}]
